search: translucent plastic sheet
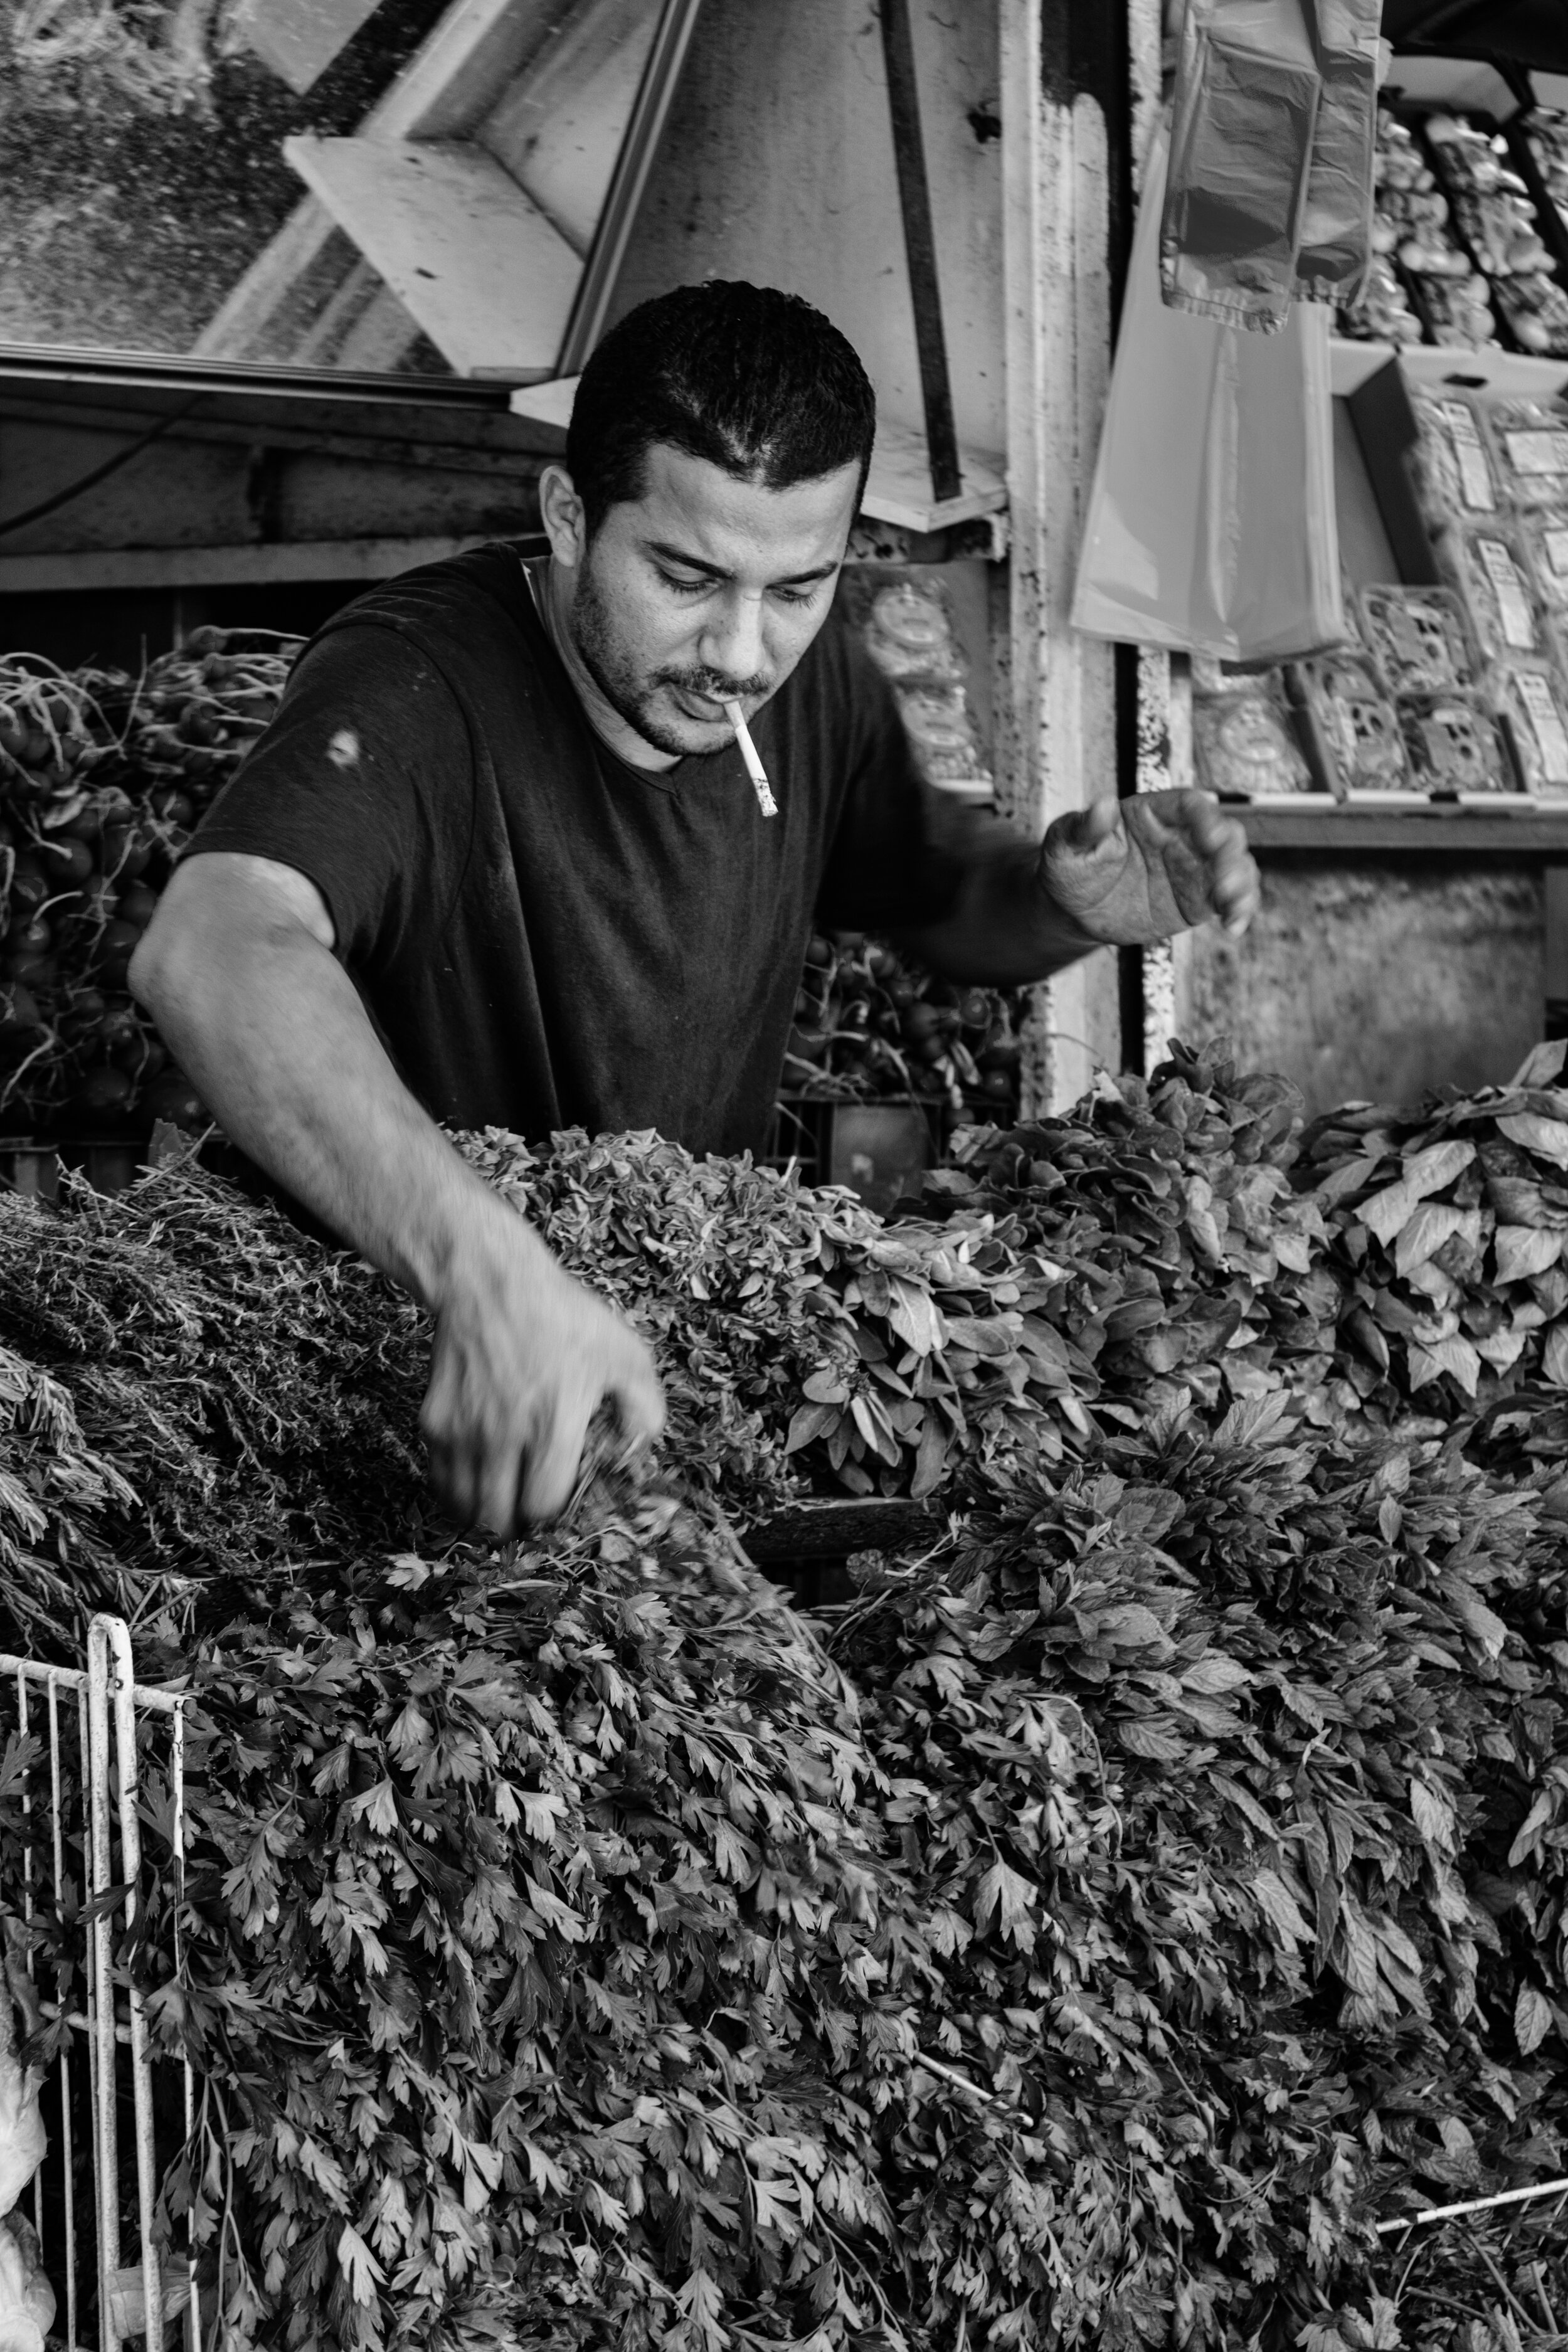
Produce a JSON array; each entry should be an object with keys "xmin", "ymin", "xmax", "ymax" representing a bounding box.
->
[
  {"xmin": 1073, "ymin": 119, "xmax": 1345, "ymax": 661},
  {"xmin": 1163, "ymin": 0, "xmax": 1383, "ymax": 332}
]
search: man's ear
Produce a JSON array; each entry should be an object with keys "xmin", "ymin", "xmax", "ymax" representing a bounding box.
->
[{"xmin": 539, "ymin": 463, "xmax": 588, "ymax": 569}]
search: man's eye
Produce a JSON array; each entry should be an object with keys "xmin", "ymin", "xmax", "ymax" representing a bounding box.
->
[
  {"xmin": 771, "ymin": 586, "xmax": 817, "ymax": 607},
  {"xmin": 657, "ymin": 569, "xmax": 711, "ymax": 596}
]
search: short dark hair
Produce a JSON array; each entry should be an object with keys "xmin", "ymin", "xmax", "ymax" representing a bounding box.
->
[{"xmin": 566, "ymin": 281, "xmax": 876, "ymax": 536}]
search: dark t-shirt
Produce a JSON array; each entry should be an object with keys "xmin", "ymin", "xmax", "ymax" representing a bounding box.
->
[{"xmin": 188, "ymin": 543, "xmax": 972, "ymax": 1155}]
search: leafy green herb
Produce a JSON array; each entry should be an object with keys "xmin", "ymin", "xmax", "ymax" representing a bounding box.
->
[{"xmin": 1, "ymin": 1049, "xmax": 1567, "ymax": 2349}]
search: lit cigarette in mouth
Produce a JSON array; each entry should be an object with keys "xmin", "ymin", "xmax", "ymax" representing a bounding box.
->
[{"xmin": 724, "ymin": 699, "xmax": 777, "ymax": 818}]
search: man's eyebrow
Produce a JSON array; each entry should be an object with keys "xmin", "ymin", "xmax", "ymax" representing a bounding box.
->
[{"xmin": 645, "ymin": 539, "xmax": 839, "ymax": 587}]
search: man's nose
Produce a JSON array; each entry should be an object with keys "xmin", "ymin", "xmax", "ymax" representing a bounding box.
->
[{"xmin": 700, "ymin": 592, "xmax": 767, "ymax": 686}]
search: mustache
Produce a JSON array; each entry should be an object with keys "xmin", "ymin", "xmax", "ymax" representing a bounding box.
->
[{"xmin": 654, "ymin": 667, "xmax": 771, "ymax": 703}]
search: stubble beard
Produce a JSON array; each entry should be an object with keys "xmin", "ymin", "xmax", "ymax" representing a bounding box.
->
[{"xmin": 568, "ymin": 554, "xmax": 766, "ymax": 760}]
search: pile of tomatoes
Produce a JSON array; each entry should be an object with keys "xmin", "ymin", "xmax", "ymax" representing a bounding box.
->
[
  {"xmin": 0, "ymin": 630, "xmax": 300, "ymax": 1140},
  {"xmin": 785, "ymin": 931, "xmax": 1022, "ymax": 1118}
]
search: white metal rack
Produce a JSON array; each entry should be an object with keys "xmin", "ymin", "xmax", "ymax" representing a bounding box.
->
[{"xmin": 1, "ymin": 1619, "xmax": 193, "ymax": 2352}]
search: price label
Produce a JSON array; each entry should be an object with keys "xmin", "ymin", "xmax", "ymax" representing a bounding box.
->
[
  {"xmin": 1476, "ymin": 537, "xmax": 1538, "ymax": 652},
  {"xmin": 1515, "ymin": 669, "xmax": 1568, "ymax": 788},
  {"xmin": 1439, "ymin": 401, "xmax": 1495, "ymax": 509},
  {"xmin": 1505, "ymin": 428, "xmax": 1568, "ymax": 478}
]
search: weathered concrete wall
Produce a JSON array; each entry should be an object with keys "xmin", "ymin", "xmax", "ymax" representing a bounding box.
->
[{"xmin": 1175, "ymin": 856, "xmax": 1544, "ymax": 1117}]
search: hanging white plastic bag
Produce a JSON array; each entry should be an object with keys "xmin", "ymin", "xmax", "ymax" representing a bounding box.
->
[
  {"xmin": 1162, "ymin": 0, "xmax": 1382, "ymax": 332},
  {"xmin": 1071, "ymin": 115, "xmax": 1343, "ymax": 664}
]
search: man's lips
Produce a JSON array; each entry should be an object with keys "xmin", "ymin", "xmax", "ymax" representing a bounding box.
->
[{"xmin": 668, "ymin": 684, "xmax": 760, "ymax": 721}]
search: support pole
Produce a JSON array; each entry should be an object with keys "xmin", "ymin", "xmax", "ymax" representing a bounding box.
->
[
  {"xmin": 1129, "ymin": 0, "xmax": 1179, "ymax": 1076},
  {"xmin": 879, "ymin": 0, "xmax": 963, "ymax": 507},
  {"xmin": 1000, "ymin": 0, "xmax": 1126, "ymax": 1111}
]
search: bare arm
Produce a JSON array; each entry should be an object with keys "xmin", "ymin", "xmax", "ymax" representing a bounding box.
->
[
  {"xmin": 130, "ymin": 852, "xmax": 664, "ymax": 1527},
  {"xmin": 896, "ymin": 828, "xmax": 1103, "ymax": 985}
]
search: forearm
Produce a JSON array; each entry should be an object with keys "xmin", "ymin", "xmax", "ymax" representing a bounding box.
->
[
  {"xmin": 130, "ymin": 901, "xmax": 526, "ymax": 1311},
  {"xmin": 896, "ymin": 833, "xmax": 1102, "ymax": 986}
]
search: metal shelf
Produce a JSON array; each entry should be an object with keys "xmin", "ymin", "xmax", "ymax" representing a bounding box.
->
[{"xmin": 1239, "ymin": 803, "xmax": 1568, "ymax": 852}]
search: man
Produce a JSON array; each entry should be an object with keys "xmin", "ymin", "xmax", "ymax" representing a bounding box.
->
[{"xmin": 131, "ymin": 281, "xmax": 1259, "ymax": 1534}]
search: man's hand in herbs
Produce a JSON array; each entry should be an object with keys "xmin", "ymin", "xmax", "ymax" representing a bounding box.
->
[
  {"xmin": 1040, "ymin": 788, "xmax": 1261, "ymax": 948},
  {"xmin": 420, "ymin": 1211, "xmax": 665, "ymax": 1531}
]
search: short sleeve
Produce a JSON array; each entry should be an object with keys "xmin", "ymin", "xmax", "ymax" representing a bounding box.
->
[
  {"xmin": 184, "ymin": 623, "xmax": 471, "ymax": 968},
  {"xmin": 813, "ymin": 632, "xmax": 992, "ymax": 936}
]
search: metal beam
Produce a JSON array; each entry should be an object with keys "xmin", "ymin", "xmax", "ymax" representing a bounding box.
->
[
  {"xmin": 880, "ymin": 0, "xmax": 963, "ymax": 508},
  {"xmin": 0, "ymin": 535, "xmax": 538, "ymax": 595},
  {"xmin": 1239, "ymin": 806, "xmax": 1568, "ymax": 855},
  {"xmin": 1127, "ymin": 0, "xmax": 1179, "ymax": 1078},
  {"xmin": 558, "ymin": 0, "xmax": 706, "ymax": 376}
]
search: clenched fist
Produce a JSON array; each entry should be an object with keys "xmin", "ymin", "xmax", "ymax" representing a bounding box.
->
[{"xmin": 421, "ymin": 1209, "xmax": 665, "ymax": 1531}]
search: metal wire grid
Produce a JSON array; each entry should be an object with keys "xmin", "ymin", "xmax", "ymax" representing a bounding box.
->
[{"xmin": 1, "ymin": 1615, "xmax": 195, "ymax": 2352}]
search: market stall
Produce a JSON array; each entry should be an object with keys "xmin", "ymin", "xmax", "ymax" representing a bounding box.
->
[
  {"xmin": 14, "ymin": 8, "xmax": 1568, "ymax": 1153},
  {"xmin": 1170, "ymin": 51, "xmax": 1568, "ymax": 1114},
  {"xmin": 0, "ymin": 0, "xmax": 1060, "ymax": 1202},
  {"xmin": 4, "ymin": 8, "xmax": 1568, "ymax": 2352}
]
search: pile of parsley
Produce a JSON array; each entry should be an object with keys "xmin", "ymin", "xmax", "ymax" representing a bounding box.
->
[{"xmin": 2, "ymin": 1052, "xmax": 1568, "ymax": 2352}]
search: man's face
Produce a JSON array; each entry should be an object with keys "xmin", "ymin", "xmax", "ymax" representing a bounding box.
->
[{"xmin": 561, "ymin": 442, "xmax": 862, "ymax": 760}]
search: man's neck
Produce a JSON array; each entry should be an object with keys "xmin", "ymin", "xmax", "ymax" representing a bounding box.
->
[{"xmin": 532, "ymin": 557, "xmax": 679, "ymax": 773}]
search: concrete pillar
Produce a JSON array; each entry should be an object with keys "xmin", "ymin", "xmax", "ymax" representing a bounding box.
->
[{"xmin": 999, "ymin": 0, "xmax": 1127, "ymax": 1110}]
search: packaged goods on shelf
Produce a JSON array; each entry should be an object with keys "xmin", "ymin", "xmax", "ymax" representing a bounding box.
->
[
  {"xmin": 1492, "ymin": 270, "xmax": 1568, "ymax": 356},
  {"xmin": 1487, "ymin": 658, "xmax": 1568, "ymax": 792},
  {"xmin": 1425, "ymin": 112, "xmax": 1568, "ymax": 356},
  {"xmin": 1288, "ymin": 652, "xmax": 1415, "ymax": 795},
  {"xmin": 1482, "ymin": 396, "xmax": 1568, "ymax": 508},
  {"xmin": 894, "ymin": 684, "xmax": 989, "ymax": 788},
  {"xmin": 1360, "ymin": 101, "xmax": 1568, "ymax": 357},
  {"xmin": 1408, "ymin": 387, "xmax": 1501, "ymax": 526},
  {"xmin": 1436, "ymin": 523, "xmax": 1555, "ymax": 664},
  {"xmin": 1396, "ymin": 688, "xmax": 1514, "ymax": 793},
  {"xmin": 1335, "ymin": 255, "xmax": 1423, "ymax": 346},
  {"xmin": 845, "ymin": 571, "xmax": 992, "ymax": 798},
  {"xmin": 1337, "ymin": 570, "xmax": 1375, "ymax": 654},
  {"xmin": 1367, "ymin": 110, "xmax": 1500, "ymax": 348},
  {"xmin": 1522, "ymin": 108, "xmax": 1568, "ymax": 230},
  {"xmin": 1191, "ymin": 667, "xmax": 1315, "ymax": 798},
  {"xmin": 1520, "ymin": 509, "xmax": 1568, "ymax": 609},
  {"xmin": 1416, "ymin": 271, "xmax": 1502, "ymax": 347},
  {"xmin": 1367, "ymin": 112, "xmax": 1458, "ymax": 275},
  {"xmin": 858, "ymin": 580, "xmax": 965, "ymax": 682},
  {"xmin": 1425, "ymin": 117, "xmax": 1554, "ymax": 276},
  {"xmin": 1357, "ymin": 583, "xmax": 1476, "ymax": 694}
]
